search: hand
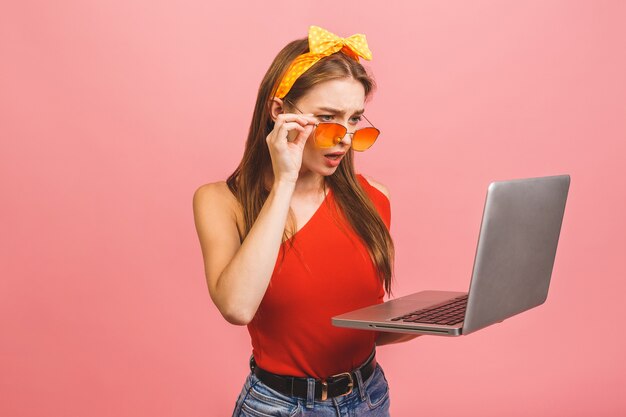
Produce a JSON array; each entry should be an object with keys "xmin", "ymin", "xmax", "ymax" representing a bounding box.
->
[{"xmin": 266, "ymin": 112, "xmax": 317, "ymax": 184}]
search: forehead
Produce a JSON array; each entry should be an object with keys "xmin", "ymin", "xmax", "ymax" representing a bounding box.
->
[{"xmin": 298, "ymin": 78, "xmax": 366, "ymax": 112}]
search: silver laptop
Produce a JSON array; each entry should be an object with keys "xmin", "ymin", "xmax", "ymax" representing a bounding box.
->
[{"xmin": 332, "ymin": 174, "xmax": 570, "ymax": 336}]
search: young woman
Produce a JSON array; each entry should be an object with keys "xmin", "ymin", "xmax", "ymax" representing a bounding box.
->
[{"xmin": 193, "ymin": 25, "xmax": 417, "ymax": 416}]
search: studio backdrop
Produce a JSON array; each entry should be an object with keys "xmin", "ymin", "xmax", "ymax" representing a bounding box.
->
[{"xmin": 1, "ymin": 1, "xmax": 625, "ymax": 416}]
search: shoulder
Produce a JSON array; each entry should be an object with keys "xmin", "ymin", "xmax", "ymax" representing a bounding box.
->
[
  {"xmin": 357, "ymin": 173, "xmax": 391, "ymax": 200},
  {"xmin": 356, "ymin": 173, "xmax": 392, "ymax": 229},
  {"xmin": 193, "ymin": 181, "xmax": 240, "ymax": 219},
  {"xmin": 193, "ymin": 180, "xmax": 244, "ymax": 241},
  {"xmin": 193, "ymin": 180, "xmax": 229, "ymax": 202}
]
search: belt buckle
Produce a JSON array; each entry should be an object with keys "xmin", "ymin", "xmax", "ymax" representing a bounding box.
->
[{"xmin": 321, "ymin": 372, "xmax": 354, "ymax": 401}]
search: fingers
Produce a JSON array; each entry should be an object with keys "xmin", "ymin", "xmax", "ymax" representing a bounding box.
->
[
  {"xmin": 290, "ymin": 123, "xmax": 315, "ymax": 146},
  {"xmin": 281, "ymin": 122, "xmax": 306, "ymax": 141},
  {"xmin": 271, "ymin": 113, "xmax": 316, "ymax": 143},
  {"xmin": 265, "ymin": 112, "xmax": 316, "ymax": 182},
  {"xmin": 275, "ymin": 113, "xmax": 316, "ymax": 128}
]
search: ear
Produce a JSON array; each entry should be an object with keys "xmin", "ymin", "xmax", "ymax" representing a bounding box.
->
[{"xmin": 268, "ymin": 97, "xmax": 285, "ymax": 122}]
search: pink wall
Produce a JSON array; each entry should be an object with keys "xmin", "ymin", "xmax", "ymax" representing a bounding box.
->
[{"xmin": 1, "ymin": 1, "xmax": 625, "ymax": 416}]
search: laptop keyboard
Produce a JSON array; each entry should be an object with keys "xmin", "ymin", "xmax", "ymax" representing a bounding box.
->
[{"xmin": 390, "ymin": 294, "xmax": 468, "ymax": 326}]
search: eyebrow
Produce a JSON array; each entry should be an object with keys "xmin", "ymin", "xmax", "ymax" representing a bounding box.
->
[{"xmin": 315, "ymin": 106, "xmax": 365, "ymax": 115}]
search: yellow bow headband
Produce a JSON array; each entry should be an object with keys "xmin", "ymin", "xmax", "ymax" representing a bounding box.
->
[{"xmin": 273, "ymin": 25, "xmax": 373, "ymax": 99}]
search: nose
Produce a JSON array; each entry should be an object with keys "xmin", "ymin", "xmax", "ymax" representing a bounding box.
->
[{"xmin": 337, "ymin": 131, "xmax": 353, "ymax": 147}]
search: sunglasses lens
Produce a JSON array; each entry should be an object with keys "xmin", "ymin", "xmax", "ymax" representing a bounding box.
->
[
  {"xmin": 314, "ymin": 123, "xmax": 347, "ymax": 148},
  {"xmin": 352, "ymin": 127, "xmax": 380, "ymax": 151}
]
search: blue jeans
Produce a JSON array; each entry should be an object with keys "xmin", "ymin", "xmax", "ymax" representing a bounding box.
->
[{"xmin": 231, "ymin": 362, "xmax": 391, "ymax": 416}]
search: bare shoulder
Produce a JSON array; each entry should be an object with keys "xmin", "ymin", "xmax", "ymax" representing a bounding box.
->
[
  {"xmin": 192, "ymin": 181, "xmax": 243, "ymax": 260},
  {"xmin": 193, "ymin": 181, "xmax": 241, "ymax": 222},
  {"xmin": 359, "ymin": 174, "xmax": 391, "ymax": 200},
  {"xmin": 194, "ymin": 180, "xmax": 237, "ymax": 202}
]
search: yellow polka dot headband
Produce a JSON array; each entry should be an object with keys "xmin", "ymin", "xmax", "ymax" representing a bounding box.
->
[{"xmin": 273, "ymin": 25, "xmax": 373, "ymax": 99}]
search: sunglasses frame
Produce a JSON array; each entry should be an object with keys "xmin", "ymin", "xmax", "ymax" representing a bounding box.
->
[{"xmin": 283, "ymin": 99, "xmax": 380, "ymax": 151}]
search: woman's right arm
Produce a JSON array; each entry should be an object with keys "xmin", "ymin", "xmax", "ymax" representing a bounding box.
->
[
  {"xmin": 193, "ymin": 180, "xmax": 297, "ymax": 325},
  {"xmin": 193, "ymin": 110, "xmax": 317, "ymax": 325}
]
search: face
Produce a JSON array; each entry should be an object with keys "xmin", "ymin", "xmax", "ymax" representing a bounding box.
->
[{"xmin": 279, "ymin": 78, "xmax": 367, "ymax": 177}]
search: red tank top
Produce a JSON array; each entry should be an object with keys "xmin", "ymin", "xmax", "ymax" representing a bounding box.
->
[{"xmin": 247, "ymin": 173, "xmax": 391, "ymax": 379}]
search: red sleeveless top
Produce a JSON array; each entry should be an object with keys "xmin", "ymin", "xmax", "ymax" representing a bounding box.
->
[{"xmin": 247, "ymin": 173, "xmax": 391, "ymax": 379}]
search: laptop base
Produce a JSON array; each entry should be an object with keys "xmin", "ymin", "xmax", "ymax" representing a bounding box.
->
[{"xmin": 332, "ymin": 291, "xmax": 467, "ymax": 337}]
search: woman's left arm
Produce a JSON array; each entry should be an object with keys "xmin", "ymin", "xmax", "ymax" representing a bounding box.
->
[{"xmin": 375, "ymin": 332, "xmax": 421, "ymax": 346}]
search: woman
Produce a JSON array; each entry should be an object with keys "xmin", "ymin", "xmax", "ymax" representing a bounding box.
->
[{"xmin": 193, "ymin": 25, "xmax": 417, "ymax": 416}]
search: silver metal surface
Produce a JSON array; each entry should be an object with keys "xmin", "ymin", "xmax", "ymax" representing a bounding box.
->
[
  {"xmin": 332, "ymin": 174, "xmax": 570, "ymax": 337},
  {"xmin": 462, "ymin": 174, "xmax": 570, "ymax": 334},
  {"xmin": 332, "ymin": 291, "xmax": 466, "ymax": 336}
]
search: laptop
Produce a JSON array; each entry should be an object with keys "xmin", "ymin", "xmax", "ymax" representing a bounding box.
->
[{"xmin": 332, "ymin": 174, "xmax": 570, "ymax": 336}]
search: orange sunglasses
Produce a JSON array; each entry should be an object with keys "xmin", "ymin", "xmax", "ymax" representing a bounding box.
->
[{"xmin": 284, "ymin": 99, "xmax": 380, "ymax": 151}]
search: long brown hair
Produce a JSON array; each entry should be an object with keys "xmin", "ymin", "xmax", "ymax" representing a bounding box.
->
[{"xmin": 226, "ymin": 37, "xmax": 395, "ymax": 294}]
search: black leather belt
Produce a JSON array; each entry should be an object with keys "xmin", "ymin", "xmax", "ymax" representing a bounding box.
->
[{"xmin": 250, "ymin": 352, "xmax": 377, "ymax": 401}]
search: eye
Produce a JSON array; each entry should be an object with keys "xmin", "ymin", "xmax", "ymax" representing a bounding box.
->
[
  {"xmin": 350, "ymin": 116, "xmax": 363, "ymax": 124},
  {"xmin": 318, "ymin": 115, "xmax": 333, "ymax": 122}
]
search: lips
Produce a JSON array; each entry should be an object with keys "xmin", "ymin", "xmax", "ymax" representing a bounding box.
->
[
  {"xmin": 324, "ymin": 153, "xmax": 343, "ymax": 167},
  {"xmin": 324, "ymin": 152, "xmax": 345, "ymax": 157}
]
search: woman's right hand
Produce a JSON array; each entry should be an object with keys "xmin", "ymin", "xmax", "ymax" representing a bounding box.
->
[{"xmin": 266, "ymin": 112, "xmax": 317, "ymax": 184}]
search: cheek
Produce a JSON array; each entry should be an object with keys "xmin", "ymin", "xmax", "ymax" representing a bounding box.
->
[
  {"xmin": 304, "ymin": 132, "xmax": 319, "ymax": 154},
  {"xmin": 302, "ymin": 139, "xmax": 325, "ymax": 167}
]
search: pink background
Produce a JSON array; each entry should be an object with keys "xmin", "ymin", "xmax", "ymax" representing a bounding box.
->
[{"xmin": 2, "ymin": 1, "xmax": 625, "ymax": 416}]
